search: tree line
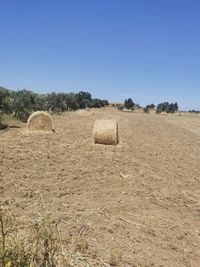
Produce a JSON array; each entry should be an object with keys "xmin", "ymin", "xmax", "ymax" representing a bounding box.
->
[
  {"xmin": 118, "ymin": 98, "xmax": 179, "ymax": 113},
  {"xmin": 0, "ymin": 87, "xmax": 108, "ymax": 122}
]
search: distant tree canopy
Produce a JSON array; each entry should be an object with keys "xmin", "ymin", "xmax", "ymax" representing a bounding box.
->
[
  {"xmin": 76, "ymin": 91, "xmax": 92, "ymax": 108},
  {"xmin": 124, "ymin": 98, "xmax": 135, "ymax": 110},
  {"xmin": 0, "ymin": 87, "xmax": 14, "ymax": 114},
  {"xmin": 145, "ymin": 104, "xmax": 155, "ymax": 109},
  {"xmin": 156, "ymin": 102, "xmax": 178, "ymax": 113},
  {"xmin": 13, "ymin": 89, "xmax": 36, "ymax": 121},
  {"xmin": 143, "ymin": 104, "xmax": 155, "ymax": 114},
  {"xmin": 0, "ymin": 87, "xmax": 109, "ymax": 122},
  {"xmin": 189, "ymin": 110, "xmax": 200, "ymax": 113}
]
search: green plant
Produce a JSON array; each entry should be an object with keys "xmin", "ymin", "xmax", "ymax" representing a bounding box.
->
[
  {"xmin": 156, "ymin": 109, "xmax": 162, "ymax": 114},
  {"xmin": 145, "ymin": 103, "xmax": 155, "ymax": 109},
  {"xmin": 144, "ymin": 107, "xmax": 149, "ymax": 113},
  {"xmin": 75, "ymin": 91, "xmax": 92, "ymax": 109},
  {"xmin": 117, "ymin": 105, "xmax": 124, "ymax": 111},
  {"xmin": 0, "ymin": 210, "xmax": 59, "ymax": 267},
  {"xmin": 0, "ymin": 86, "xmax": 109, "ymax": 121},
  {"xmin": 124, "ymin": 98, "xmax": 134, "ymax": 110},
  {"xmin": 33, "ymin": 94, "xmax": 48, "ymax": 111},
  {"xmin": 13, "ymin": 90, "xmax": 36, "ymax": 121},
  {"xmin": 156, "ymin": 102, "xmax": 178, "ymax": 114},
  {"xmin": 0, "ymin": 87, "xmax": 13, "ymax": 114}
]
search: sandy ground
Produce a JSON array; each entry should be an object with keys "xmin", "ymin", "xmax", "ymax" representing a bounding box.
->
[{"xmin": 1, "ymin": 107, "xmax": 200, "ymax": 267}]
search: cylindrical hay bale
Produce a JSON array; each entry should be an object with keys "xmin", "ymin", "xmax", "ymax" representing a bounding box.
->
[
  {"xmin": 93, "ymin": 119, "xmax": 119, "ymax": 145},
  {"xmin": 27, "ymin": 111, "xmax": 53, "ymax": 131}
]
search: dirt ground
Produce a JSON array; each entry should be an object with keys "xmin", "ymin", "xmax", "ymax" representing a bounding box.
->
[{"xmin": 1, "ymin": 107, "xmax": 200, "ymax": 267}]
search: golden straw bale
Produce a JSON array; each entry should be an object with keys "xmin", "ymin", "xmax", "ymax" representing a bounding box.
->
[
  {"xmin": 93, "ymin": 119, "xmax": 119, "ymax": 145},
  {"xmin": 27, "ymin": 111, "xmax": 53, "ymax": 131}
]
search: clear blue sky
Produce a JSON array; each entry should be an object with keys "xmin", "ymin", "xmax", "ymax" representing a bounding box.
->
[{"xmin": 0, "ymin": 0, "xmax": 200, "ymax": 110}]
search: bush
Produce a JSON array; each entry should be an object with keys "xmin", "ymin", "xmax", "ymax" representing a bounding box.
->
[
  {"xmin": 33, "ymin": 94, "xmax": 48, "ymax": 111},
  {"xmin": 67, "ymin": 95, "xmax": 79, "ymax": 110},
  {"xmin": 146, "ymin": 104, "xmax": 155, "ymax": 109},
  {"xmin": 156, "ymin": 109, "xmax": 162, "ymax": 114},
  {"xmin": 157, "ymin": 102, "xmax": 178, "ymax": 113},
  {"xmin": 13, "ymin": 90, "xmax": 36, "ymax": 122},
  {"xmin": 189, "ymin": 110, "xmax": 200, "ymax": 113},
  {"xmin": 76, "ymin": 91, "xmax": 92, "ymax": 109},
  {"xmin": 124, "ymin": 98, "xmax": 134, "ymax": 110},
  {"xmin": 0, "ymin": 87, "xmax": 13, "ymax": 114},
  {"xmin": 46, "ymin": 93, "xmax": 66, "ymax": 113},
  {"xmin": 144, "ymin": 107, "xmax": 149, "ymax": 113},
  {"xmin": 117, "ymin": 105, "xmax": 124, "ymax": 111},
  {"xmin": 91, "ymin": 98, "xmax": 103, "ymax": 108}
]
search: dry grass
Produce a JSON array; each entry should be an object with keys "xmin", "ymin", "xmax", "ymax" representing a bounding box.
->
[
  {"xmin": 27, "ymin": 111, "xmax": 53, "ymax": 131},
  {"xmin": 0, "ymin": 207, "xmax": 61, "ymax": 267},
  {"xmin": 0, "ymin": 206, "xmax": 112, "ymax": 267},
  {"xmin": 93, "ymin": 119, "xmax": 118, "ymax": 145}
]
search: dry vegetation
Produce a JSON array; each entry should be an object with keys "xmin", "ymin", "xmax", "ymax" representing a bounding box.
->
[{"xmin": 1, "ymin": 107, "xmax": 200, "ymax": 266}]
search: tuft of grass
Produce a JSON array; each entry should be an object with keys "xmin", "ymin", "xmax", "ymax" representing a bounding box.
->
[
  {"xmin": 0, "ymin": 209, "xmax": 59, "ymax": 267},
  {"xmin": 0, "ymin": 207, "xmax": 112, "ymax": 267}
]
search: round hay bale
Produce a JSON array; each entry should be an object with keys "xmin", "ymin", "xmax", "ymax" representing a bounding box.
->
[
  {"xmin": 27, "ymin": 111, "xmax": 53, "ymax": 131},
  {"xmin": 93, "ymin": 119, "xmax": 119, "ymax": 145}
]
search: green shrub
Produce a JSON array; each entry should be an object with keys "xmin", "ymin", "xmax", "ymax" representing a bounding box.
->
[
  {"xmin": 117, "ymin": 105, "xmax": 124, "ymax": 111},
  {"xmin": 146, "ymin": 104, "xmax": 155, "ymax": 109},
  {"xmin": 124, "ymin": 98, "xmax": 134, "ymax": 110},
  {"xmin": 13, "ymin": 90, "xmax": 36, "ymax": 122},
  {"xmin": 0, "ymin": 87, "xmax": 13, "ymax": 114},
  {"xmin": 92, "ymin": 98, "xmax": 105, "ymax": 108},
  {"xmin": 157, "ymin": 102, "xmax": 178, "ymax": 113},
  {"xmin": 33, "ymin": 94, "xmax": 48, "ymax": 111},
  {"xmin": 156, "ymin": 109, "xmax": 162, "ymax": 114},
  {"xmin": 144, "ymin": 107, "xmax": 149, "ymax": 113},
  {"xmin": 76, "ymin": 91, "xmax": 92, "ymax": 109},
  {"xmin": 67, "ymin": 95, "xmax": 79, "ymax": 110}
]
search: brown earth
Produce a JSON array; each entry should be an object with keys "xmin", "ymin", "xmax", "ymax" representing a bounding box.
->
[{"xmin": 1, "ymin": 107, "xmax": 200, "ymax": 267}]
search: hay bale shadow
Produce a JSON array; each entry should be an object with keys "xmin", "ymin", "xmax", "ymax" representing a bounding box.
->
[{"xmin": 0, "ymin": 124, "xmax": 21, "ymax": 130}]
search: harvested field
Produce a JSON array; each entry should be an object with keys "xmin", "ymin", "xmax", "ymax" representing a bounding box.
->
[{"xmin": 1, "ymin": 107, "xmax": 200, "ymax": 267}]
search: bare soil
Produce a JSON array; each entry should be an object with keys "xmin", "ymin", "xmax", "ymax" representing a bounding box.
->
[{"xmin": 1, "ymin": 107, "xmax": 200, "ymax": 267}]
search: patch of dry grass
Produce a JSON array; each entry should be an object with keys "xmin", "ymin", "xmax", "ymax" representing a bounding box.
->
[
  {"xmin": 0, "ymin": 208, "xmax": 60, "ymax": 267},
  {"xmin": 0, "ymin": 207, "xmax": 111, "ymax": 267}
]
